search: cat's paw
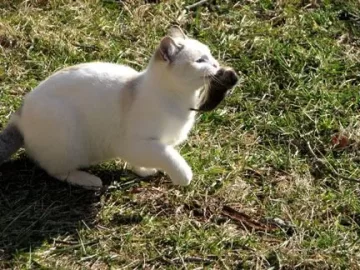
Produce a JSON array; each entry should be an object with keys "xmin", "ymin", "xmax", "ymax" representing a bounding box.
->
[
  {"xmin": 53, "ymin": 170, "xmax": 103, "ymax": 190},
  {"xmin": 133, "ymin": 166, "xmax": 158, "ymax": 177},
  {"xmin": 171, "ymin": 164, "xmax": 193, "ymax": 186},
  {"xmin": 81, "ymin": 176, "xmax": 103, "ymax": 190},
  {"xmin": 69, "ymin": 173, "xmax": 103, "ymax": 190}
]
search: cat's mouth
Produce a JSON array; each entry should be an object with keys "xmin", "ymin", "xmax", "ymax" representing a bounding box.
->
[{"xmin": 193, "ymin": 68, "xmax": 239, "ymax": 112}]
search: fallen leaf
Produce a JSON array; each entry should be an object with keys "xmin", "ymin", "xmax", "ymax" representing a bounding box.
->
[{"xmin": 221, "ymin": 205, "xmax": 277, "ymax": 232}]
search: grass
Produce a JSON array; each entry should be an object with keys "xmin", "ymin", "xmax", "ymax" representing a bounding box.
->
[{"xmin": 1, "ymin": 0, "xmax": 360, "ymax": 269}]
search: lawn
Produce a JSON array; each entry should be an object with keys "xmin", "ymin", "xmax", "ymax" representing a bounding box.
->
[{"xmin": 1, "ymin": 0, "xmax": 360, "ymax": 269}]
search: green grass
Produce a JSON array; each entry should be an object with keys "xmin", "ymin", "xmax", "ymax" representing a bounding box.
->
[{"xmin": 1, "ymin": 0, "xmax": 360, "ymax": 269}]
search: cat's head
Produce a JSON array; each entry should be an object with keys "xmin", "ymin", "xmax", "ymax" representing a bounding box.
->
[{"xmin": 151, "ymin": 26, "xmax": 220, "ymax": 91}]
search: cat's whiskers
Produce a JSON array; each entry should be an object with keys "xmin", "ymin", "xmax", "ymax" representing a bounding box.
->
[{"xmin": 208, "ymin": 73, "xmax": 223, "ymax": 85}]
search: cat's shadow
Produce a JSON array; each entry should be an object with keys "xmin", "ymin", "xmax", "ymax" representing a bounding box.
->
[{"xmin": 0, "ymin": 154, "xmax": 132, "ymax": 260}]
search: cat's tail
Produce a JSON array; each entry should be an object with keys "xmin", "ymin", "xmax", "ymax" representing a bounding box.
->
[{"xmin": 0, "ymin": 109, "xmax": 24, "ymax": 165}]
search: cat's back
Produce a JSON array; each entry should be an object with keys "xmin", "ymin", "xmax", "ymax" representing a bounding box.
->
[
  {"xmin": 59, "ymin": 62, "xmax": 138, "ymax": 79},
  {"xmin": 28, "ymin": 62, "xmax": 138, "ymax": 98},
  {"xmin": 18, "ymin": 62, "xmax": 139, "ymax": 161},
  {"xmin": 19, "ymin": 62, "xmax": 139, "ymax": 139}
]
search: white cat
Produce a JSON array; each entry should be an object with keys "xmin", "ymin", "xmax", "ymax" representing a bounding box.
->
[{"xmin": 0, "ymin": 26, "xmax": 235, "ymax": 189}]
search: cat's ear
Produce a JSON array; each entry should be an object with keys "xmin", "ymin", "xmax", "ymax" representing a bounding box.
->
[
  {"xmin": 159, "ymin": 36, "xmax": 182, "ymax": 62},
  {"xmin": 167, "ymin": 25, "xmax": 187, "ymax": 39}
]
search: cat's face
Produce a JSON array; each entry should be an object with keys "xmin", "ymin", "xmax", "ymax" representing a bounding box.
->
[{"xmin": 155, "ymin": 26, "xmax": 220, "ymax": 91}]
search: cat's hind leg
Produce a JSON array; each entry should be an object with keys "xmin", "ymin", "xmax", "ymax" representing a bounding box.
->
[
  {"xmin": 20, "ymin": 98, "xmax": 102, "ymax": 190},
  {"xmin": 51, "ymin": 170, "xmax": 102, "ymax": 190}
]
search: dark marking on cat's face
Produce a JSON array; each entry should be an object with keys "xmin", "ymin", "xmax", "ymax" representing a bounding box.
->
[{"xmin": 191, "ymin": 68, "xmax": 239, "ymax": 112}]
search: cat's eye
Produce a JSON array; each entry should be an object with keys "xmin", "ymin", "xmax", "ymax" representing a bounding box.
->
[{"xmin": 195, "ymin": 58, "xmax": 206, "ymax": 63}]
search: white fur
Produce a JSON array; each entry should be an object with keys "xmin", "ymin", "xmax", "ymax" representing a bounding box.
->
[{"xmin": 14, "ymin": 32, "xmax": 220, "ymax": 189}]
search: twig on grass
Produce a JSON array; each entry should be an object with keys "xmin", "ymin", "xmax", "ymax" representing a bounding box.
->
[
  {"xmin": 52, "ymin": 240, "xmax": 99, "ymax": 253},
  {"xmin": 185, "ymin": 0, "xmax": 210, "ymax": 10},
  {"xmin": 135, "ymin": 255, "xmax": 218, "ymax": 267},
  {"xmin": 171, "ymin": 256, "xmax": 217, "ymax": 265}
]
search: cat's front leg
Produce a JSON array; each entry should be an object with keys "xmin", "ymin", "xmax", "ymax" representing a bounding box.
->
[{"xmin": 122, "ymin": 140, "xmax": 193, "ymax": 186}]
